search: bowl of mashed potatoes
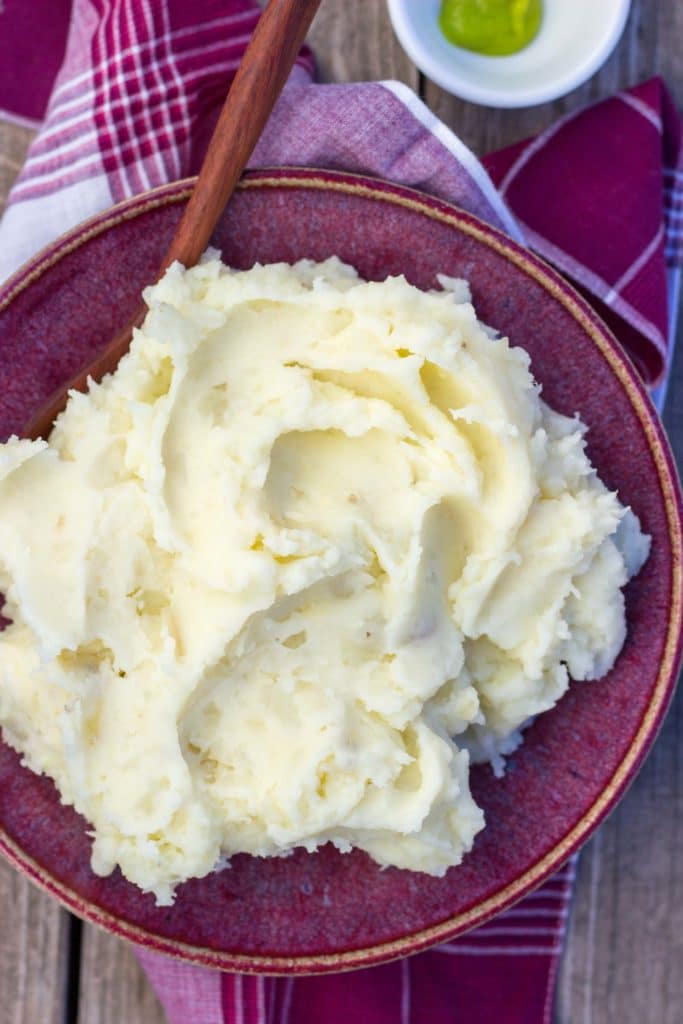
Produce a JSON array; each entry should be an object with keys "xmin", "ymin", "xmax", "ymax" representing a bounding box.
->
[{"xmin": 0, "ymin": 168, "xmax": 680, "ymax": 972}]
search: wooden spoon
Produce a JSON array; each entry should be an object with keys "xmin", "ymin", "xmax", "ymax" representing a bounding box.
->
[{"xmin": 22, "ymin": 0, "xmax": 321, "ymax": 441}]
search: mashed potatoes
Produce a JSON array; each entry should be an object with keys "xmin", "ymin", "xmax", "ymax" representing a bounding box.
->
[{"xmin": 0, "ymin": 257, "xmax": 649, "ymax": 904}]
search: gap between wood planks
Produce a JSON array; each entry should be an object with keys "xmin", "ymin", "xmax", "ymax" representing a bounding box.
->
[{"xmin": 64, "ymin": 916, "xmax": 82, "ymax": 1024}]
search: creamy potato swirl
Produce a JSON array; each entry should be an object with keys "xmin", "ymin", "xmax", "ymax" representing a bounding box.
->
[{"xmin": 0, "ymin": 257, "xmax": 648, "ymax": 903}]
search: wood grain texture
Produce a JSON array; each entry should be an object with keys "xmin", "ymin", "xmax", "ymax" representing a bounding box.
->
[
  {"xmin": 0, "ymin": 857, "xmax": 70, "ymax": 1024},
  {"xmin": 308, "ymin": 0, "xmax": 418, "ymax": 88},
  {"xmin": 77, "ymin": 927, "xmax": 165, "ymax": 1024},
  {"xmin": 0, "ymin": 121, "xmax": 33, "ymax": 217}
]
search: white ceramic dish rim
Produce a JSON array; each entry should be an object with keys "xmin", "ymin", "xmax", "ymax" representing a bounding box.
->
[{"xmin": 387, "ymin": 0, "xmax": 632, "ymax": 109}]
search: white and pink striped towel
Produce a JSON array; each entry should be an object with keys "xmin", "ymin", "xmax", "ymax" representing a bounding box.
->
[{"xmin": 0, "ymin": 1, "xmax": 681, "ymax": 1022}]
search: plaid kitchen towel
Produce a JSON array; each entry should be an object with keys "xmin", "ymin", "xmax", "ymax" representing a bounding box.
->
[
  {"xmin": 0, "ymin": 2, "xmax": 681, "ymax": 1023},
  {"xmin": 483, "ymin": 76, "xmax": 683, "ymax": 389}
]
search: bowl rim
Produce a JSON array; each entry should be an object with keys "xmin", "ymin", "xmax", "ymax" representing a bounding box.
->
[
  {"xmin": 0, "ymin": 166, "xmax": 680, "ymax": 974},
  {"xmin": 386, "ymin": 0, "xmax": 632, "ymax": 109}
]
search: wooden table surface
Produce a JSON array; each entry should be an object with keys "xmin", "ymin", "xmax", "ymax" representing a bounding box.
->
[{"xmin": 1, "ymin": 2, "xmax": 682, "ymax": 1022}]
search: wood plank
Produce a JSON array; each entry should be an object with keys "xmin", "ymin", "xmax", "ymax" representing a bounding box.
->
[
  {"xmin": 0, "ymin": 857, "xmax": 71, "ymax": 1024},
  {"xmin": 422, "ymin": 0, "xmax": 683, "ymax": 155},
  {"xmin": 0, "ymin": 121, "xmax": 34, "ymax": 217},
  {"xmin": 77, "ymin": 927, "xmax": 165, "ymax": 1024},
  {"xmin": 308, "ymin": 0, "xmax": 418, "ymax": 88}
]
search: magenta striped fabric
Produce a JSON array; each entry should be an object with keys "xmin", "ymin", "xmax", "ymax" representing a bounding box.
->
[
  {"xmin": 483, "ymin": 77, "xmax": 683, "ymax": 386},
  {"xmin": 3, "ymin": 0, "xmax": 313, "ymax": 205},
  {"xmin": 0, "ymin": 3, "xmax": 680, "ymax": 1022},
  {"xmin": 137, "ymin": 858, "xmax": 577, "ymax": 1024}
]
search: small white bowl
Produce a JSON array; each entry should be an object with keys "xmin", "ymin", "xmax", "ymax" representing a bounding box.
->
[{"xmin": 387, "ymin": 0, "xmax": 631, "ymax": 108}]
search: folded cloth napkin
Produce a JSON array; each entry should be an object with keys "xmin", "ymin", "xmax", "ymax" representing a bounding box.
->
[
  {"xmin": 0, "ymin": 2, "xmax": 681, "ymax": 1023},
  {"xmin": 483, "ymin": 77, "xmax": 683, "ymax": 388},
  {"xmin": 136, "ymin": 859, "xmax": 578, "ymax": 1024}
]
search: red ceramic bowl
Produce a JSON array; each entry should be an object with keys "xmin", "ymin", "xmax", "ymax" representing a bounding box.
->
[{"xmin": 0, "ymin": 169, "xmax": 681, "ymax": 974}]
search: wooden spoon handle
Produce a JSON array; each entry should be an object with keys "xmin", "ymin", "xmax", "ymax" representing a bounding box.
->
[
  {"xmin": 164, "ymin": 0, "xmax": 320, "ymax": 272},
  {"xmin": 22, "ymin": 0, "xmax": 320, "ymax": 441}
]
